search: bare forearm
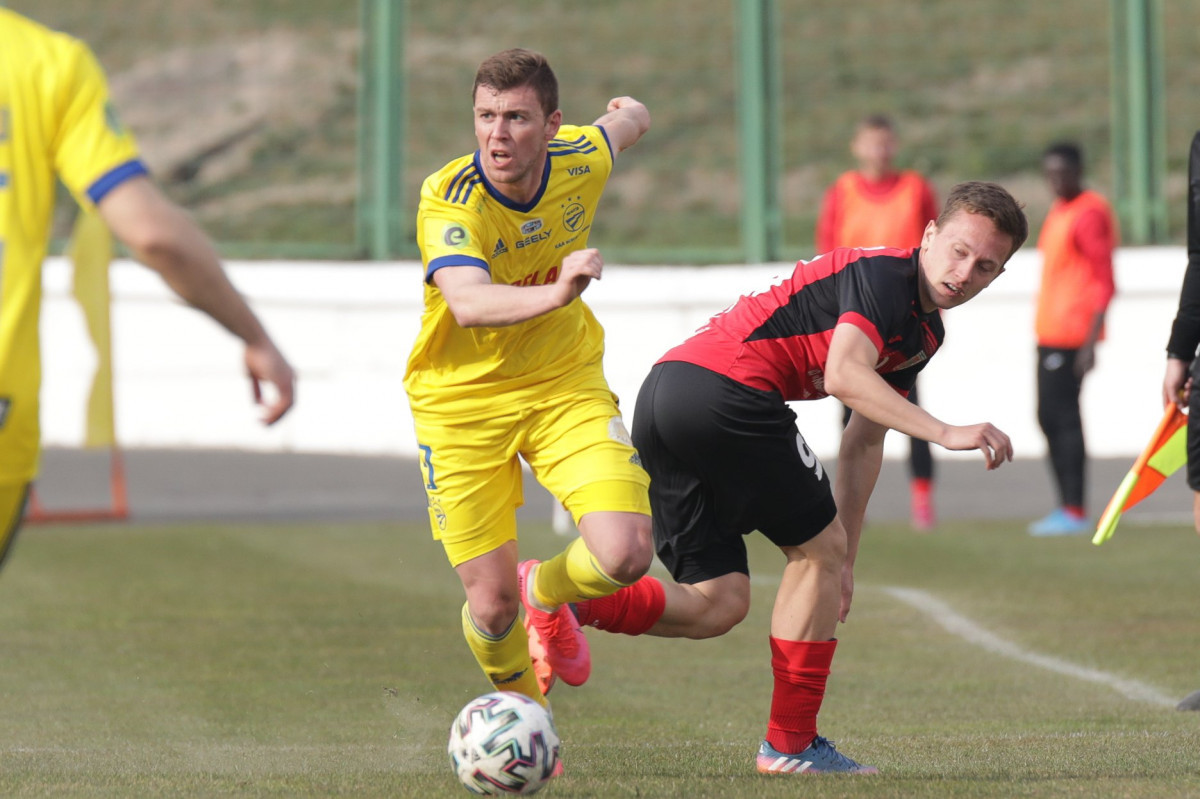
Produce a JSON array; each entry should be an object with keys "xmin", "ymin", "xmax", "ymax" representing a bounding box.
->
[
  {"xmin": 835, "ymin": 427, "xmax": 884, "ymax": 563},
  {"xmin": 830, "ymin": 365, "xmax": 946, "ymax": 444},
  {"xmin": 443, "ymin": 281, "xmax": 574, "ymax": 328},
  {"xmin": 137, "ymin": 225, "xmax": 271, "ymax": 347}
]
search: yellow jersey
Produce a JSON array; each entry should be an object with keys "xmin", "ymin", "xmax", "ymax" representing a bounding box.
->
[
  {"xmin": 405, "ymin": 125, "xmax": 617, "ymax": 422},
  {"xmin": 0, "ymin": 9, "xmax": 145, "ymax": 483}
]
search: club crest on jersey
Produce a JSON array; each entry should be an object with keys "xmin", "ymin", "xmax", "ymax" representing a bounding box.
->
[
  {"xmin": 562, "ymin": 196, "xmax": 586, "ymax": 232},
  {"xmin": 520, "ymin": 219, "xmax": 543, "ymax": 236},
  {"xmin": 442, "ymin": 223, "xmax": 469, "ymax": 248}
]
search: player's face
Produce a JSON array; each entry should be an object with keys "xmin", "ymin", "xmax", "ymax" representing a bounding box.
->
[
  {"xmin": 917, "ymin": 211, "xmax": 1012, "ymax": 313},
  {"xmin": 851, "ymin": 127, "xmax": 896, "ymax": 176},
  {"xmin": 1042, "ymin": 153, "xmax": 1081, "ymax": 200},
  {"xmin": 473, "ymin": 83, "xmax": 562, "ymax": 203}
]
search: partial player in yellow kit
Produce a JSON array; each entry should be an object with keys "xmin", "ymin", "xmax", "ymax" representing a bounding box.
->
[
  {"xmin": 404, "ymin": 49, "xmax": 652, "ymax": 712},
  {"xmin": 0, "ymin": 9, "xmax": 296, "ymax": 569}
]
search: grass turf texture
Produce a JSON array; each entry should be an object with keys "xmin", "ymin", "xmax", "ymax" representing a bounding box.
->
[{"xmin": 2, "ymin": 518, "xmax": 1198, "ymax": 797}]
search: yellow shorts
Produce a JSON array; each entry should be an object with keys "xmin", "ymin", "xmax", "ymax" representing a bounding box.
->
[
  {"xmin": 0, "ymin": 482, "xmax": 30, "ymax": 570},
  {"xmin": 412, "ymin": 391, "xmax": 651, "ymax": 568}
]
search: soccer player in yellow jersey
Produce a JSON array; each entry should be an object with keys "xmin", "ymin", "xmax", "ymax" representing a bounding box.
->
[
  {"xmin": 405, "ymin": 49, "xmax": 652, "ymax": 711},
  {"xmin": 0, "ymin": 9, "xmax": 295, "ymax": 568}
]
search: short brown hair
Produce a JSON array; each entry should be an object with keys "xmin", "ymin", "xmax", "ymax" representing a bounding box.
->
[
  {"xmin": 472, "ymin": 49, "xmax": 558, "ymax": 118},
  {"xmin": 857, "ymin": 113, "xmax": 895, "ymax": 133},
  {"xmin": 936, "ymin": 181, "xmax": 1029, "ymax": 255}
]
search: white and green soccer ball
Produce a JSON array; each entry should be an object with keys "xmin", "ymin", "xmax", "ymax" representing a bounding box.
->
[{"xmin": 447, "ymin": 691, "xmax": 560, "ymax": 795}]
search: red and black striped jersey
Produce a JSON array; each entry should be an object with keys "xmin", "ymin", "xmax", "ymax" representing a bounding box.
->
[{"xmin": 660, "ymin": 247, "xmax": 943, "ymax": 401}]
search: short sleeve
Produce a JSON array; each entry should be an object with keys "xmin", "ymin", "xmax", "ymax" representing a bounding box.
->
[
  {"xmin": 417, "ymin": 191, "xmax": 490, "ymax": 283},
  {"xmin": 51, "ymin": 38, "xmax": 145, "ymax": 207}
]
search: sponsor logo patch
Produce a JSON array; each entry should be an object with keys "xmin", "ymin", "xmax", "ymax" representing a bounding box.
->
[{"xmin": 442, "ymin": 224, "xmax": 469, "ymax": 248}]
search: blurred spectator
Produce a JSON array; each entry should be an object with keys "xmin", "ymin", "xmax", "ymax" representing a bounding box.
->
[
  {"xmin": 1029, "ymin": 142, "xmax": 1116, "ymax": 536},
  {"xmin": 816, "ymin": 114, "xmax": 940, "ymax": 530}
]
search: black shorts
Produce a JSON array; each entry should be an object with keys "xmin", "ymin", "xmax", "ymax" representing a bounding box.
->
[{"xmin": 631, "ymin": 361, "xmax": 837, "ymax": 585}]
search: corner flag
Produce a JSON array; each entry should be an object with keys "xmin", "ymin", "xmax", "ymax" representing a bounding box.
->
[{"xmin": 1093, "ymin": 402, "xmax": 1188, "ymax": 545}]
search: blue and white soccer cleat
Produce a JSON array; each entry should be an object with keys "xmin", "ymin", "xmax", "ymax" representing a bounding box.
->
[
  {"xmin": 1028, "ymin": 508, "xmax": 1090, "ymax": 537},
  {"xmin": 756, "ymin": 737, "xmax": 879, "ymax": 775}
]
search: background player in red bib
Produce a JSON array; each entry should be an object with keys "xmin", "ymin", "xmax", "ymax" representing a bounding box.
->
[
  {"xmin": 816, "ymin": 114, "xmax": 941, "ymax": 530},
  {"xmin": 1028, "ymin": 142, "xmax": 1117, "ymax": 536},
  {"xmin": 555, "ymin": 182, "xmax": 1027, "ymax": 774}
]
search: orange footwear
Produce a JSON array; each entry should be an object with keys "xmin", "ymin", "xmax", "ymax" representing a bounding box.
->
[{"xmin": 518, "ymin": 560, "xmax": 591, "ymax": 687}]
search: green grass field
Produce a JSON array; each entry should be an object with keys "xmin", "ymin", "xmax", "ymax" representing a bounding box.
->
[{"xmin": 2, "ymin": 517, "xmax": 1199, "ymax": 797}]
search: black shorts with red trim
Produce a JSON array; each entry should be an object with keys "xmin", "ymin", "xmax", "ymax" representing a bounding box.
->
[{"xmin": 631, "ymin": 361, "xmax": 837, "ymax": 585}]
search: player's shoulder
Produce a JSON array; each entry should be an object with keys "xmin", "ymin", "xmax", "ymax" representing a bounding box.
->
[
  {"xmin": 0, "ymin": 9, "xmax": 92, "ymax": 66},
  {"xmin": 830, "ymin": 245, "xmax": 916, "ymax": 272},
  {"xmin": 550, "ymin": 124, "xmax": 613, "ymax": 163},
  {"xmin": 1080, "ymin": 189, "xmax": 1114, "ymax": 211},
  {"xmin": 420, "ymin": 153, "xmax": 484, "ymax": 213}
]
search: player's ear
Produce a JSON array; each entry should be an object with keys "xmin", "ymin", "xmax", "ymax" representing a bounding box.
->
[
  {"xmin": 545, "ymin": 109, "xmax": 562, "ymax": 141},
  {"xmin": 921, "ymin": 220, "xmax": 937, "ymax": 245}
]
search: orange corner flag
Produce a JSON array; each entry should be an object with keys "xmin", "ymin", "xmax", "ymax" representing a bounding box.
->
[{"xmin": 1093, "ymin": 402, "xmax": 1188, "ymax": 545}]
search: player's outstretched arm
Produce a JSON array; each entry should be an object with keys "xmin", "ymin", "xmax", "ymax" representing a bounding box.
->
[
  {"xmin": 435, "ymin": 248, "xmax": 604, "ymax": 328},
  {"xmin": 97, "ymin": 175, "xmax": 295, "ymax": 424},
  {"xmin": 834, "ymin": 411, "xmax": 887, "ymax": 622},
  {"xmin": 825, "ymin": 322, "xmax": 1012, "ymax": 470},
  {"xmin": 593, "ymin": 96, "xmax": 650, "ymax": 154}
]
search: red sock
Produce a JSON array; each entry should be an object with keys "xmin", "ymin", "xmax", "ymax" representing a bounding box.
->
[
  {"xmin": 765, "ymin": 637, "xmax": 837, "ymax": 755},
  {"xmin": 572, "ymin": 577, "xmax": 665, "ymax": 636},
  {"xmin": 1064, "ymin": 505, "xmax": 1086, "ymax": 519}
]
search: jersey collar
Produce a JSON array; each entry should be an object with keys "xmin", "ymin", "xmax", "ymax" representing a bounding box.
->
[{"xmin": 472, "ymin": 150, "xmax": 552, "ymax": 214}]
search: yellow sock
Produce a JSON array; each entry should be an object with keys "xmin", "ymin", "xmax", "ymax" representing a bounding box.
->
[
  {"xmin": 460, "ymin": 603, "xmax": 546, "ymax": 706},
  {"xmin": 532, "ymin": 536, "xmax": 629, "ymax": 609}
]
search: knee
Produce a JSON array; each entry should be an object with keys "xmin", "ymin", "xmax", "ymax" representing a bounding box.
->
[
  {"xmin": 591, "ymin": 515, "xmax": 655, "ymax": 585},
  {"xmin": 466, "ymin": 588, "xmax": 520, "ymax": 636},
  {"xmin": 806, "ymin": 523, "xmax": 848, "ymax": 574},
  {"xmin": 605, "ymin": 541, "xmax": 655, "ymax": 585}
]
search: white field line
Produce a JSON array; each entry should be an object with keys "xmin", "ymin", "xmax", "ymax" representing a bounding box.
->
[{"xmin": 881, "ymin": 585, "xmax": 1177, "ymax": 707}]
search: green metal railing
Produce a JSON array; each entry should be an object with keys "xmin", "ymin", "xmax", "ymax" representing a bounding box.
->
[{"xmin": 16, "ymin": 0, "xmax": 1191, "ymax": 262}]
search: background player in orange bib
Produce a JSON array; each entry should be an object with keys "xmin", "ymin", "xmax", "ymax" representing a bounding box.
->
[
  {"xmin": 1028, "ymin": 142, "xmax": 1117, "ymax": 536},
  {"xmin": 816, "ymin": 115, "xmax": 941, "ymax": 530}
]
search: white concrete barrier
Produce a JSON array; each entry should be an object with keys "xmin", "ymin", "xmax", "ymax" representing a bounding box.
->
[{"xmin": 39, "ymin": 247, "xmax": 1187, "ymax": 461}]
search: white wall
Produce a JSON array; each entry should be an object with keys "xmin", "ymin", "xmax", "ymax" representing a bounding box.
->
[{"xmin": 40, "ymin": 247, "xmax": 1187, "ymax": 461}]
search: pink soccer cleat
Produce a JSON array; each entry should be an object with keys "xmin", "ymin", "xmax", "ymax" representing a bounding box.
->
[{"xmin": 518, "ymin": 560, "xmax": 591, "ymax": 687}]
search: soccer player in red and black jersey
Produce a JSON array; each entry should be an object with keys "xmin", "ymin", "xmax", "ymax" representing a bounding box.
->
[{"xmin": 553, "ymin": 182, "xmax": 1028, "ymax": 774}]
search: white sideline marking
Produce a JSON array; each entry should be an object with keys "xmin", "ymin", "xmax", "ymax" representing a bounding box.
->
[{"xmin": 882, "ymin": 586, "xmax": 1177, "ymax": 707}]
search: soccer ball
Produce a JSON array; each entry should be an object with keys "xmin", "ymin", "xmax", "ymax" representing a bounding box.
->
[{"xmin": 447, "ymin": 691, "xmax": 561, "ymax": 795}]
